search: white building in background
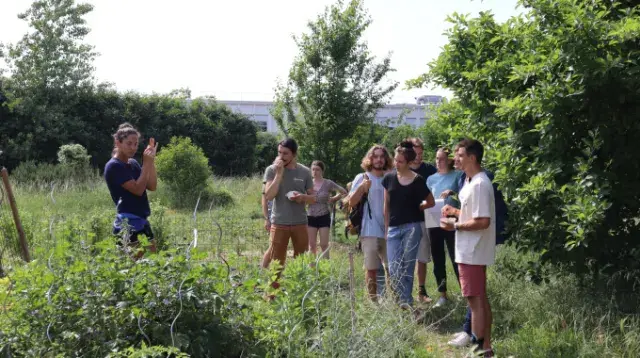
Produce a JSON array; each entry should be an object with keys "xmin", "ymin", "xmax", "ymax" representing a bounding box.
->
[{"xmin": 217, "ymin": 95, "xmax": 444, "ymax": 133}]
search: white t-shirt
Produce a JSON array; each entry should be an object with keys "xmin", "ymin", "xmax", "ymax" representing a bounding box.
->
[
  {"xmin": 455, "ymin": 171, "xmax": 496, "ymax": 265},
  {"xmin": 350, "ymin": 172, "xmax": 385, "ymax": 239}
]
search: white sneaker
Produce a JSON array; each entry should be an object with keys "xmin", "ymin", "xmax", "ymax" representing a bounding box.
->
[
  {"xmin": 448, "ymin": 331, "xmax": 472, "ymax": 347},
  {"xmin": 434, "ymin": 296, "xmax": 448, "ymax": 308}
]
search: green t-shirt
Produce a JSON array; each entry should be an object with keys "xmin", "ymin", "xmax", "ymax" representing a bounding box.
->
[{"xmin": 264, "ymin": 163, "xmax": 313, "ymax": 225}]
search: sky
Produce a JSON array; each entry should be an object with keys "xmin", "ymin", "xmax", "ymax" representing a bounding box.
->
[{"xmin": 0, "ymin": 0, "xmax": 523, "ymax": 103}]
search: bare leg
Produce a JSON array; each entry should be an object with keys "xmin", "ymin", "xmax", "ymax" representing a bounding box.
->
[
  {"xmin": 366, "ymin": 269, "xmax": 378, "ymax": 302},
  {"xmin": 318, "ymin": 227, "xmax": 330, "ymax": 259},
  {"xmin": 468, "ymin": 296, "xmax": 486, "ymax": 342},
  {"xmin": 307, "ymin": 226, "xmax": 319, "ymax": 254},
  {"xmin": 418, "ymin": 262, "xmax": 427, "ymax": 287},
  {"xmin": 484, "ymin": 295, "xmax": 492, "ymax": 350}
]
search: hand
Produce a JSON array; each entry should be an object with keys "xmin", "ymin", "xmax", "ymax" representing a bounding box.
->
[
  {"xmin": 264, "ymin": 219, "xmax": 271, "ymax": 232},
  {"xmin": 361, "ymin": 177, "xmax": 371, "ymax": 193},
  {"xmin": 440, "ymin": 190, "xmax": 454, "ymax": 199},
  {"xmin": 273, "ymin": 158, "xmax": 285, "ymax": 175},
  {"xmin": 291, "ymin": 193, "xmax": 306, "ymax": 204},
  {"xmin": 441, "ymin": 204, "xmax": 458, "ymax": 217},
  {"xmin": 143, "ymin": 147, "xmax": 156, "ymax": 162},
  {"xmin": 440, "ymin": 218, "xmax": 456, "ymax": 232}
]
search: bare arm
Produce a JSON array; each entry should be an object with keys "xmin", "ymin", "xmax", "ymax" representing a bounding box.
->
[
  {"xmin": 419, "ymin": 192, "xmax": 436, "ymax": 211},
  {"xmin": 146, "ymin": 141, "xmax": 158, "ymax": 191},
  {"xmin": 383, "ymin": 188, "xmax": 390, "ymax": 238},
  {"xmin": 146, "ymin": 162, "xmax": 157, "ymax": 191},
  {"xmin": 457, "ymin": 217, "xmax": 490, "ymax": 231},
  {"xmin": 121, "ymin": 161, "xmax": 152, "ymax": 197},
  {"xmin": 261, "ymin": 191, "xmax": 269, "ymax": 220},
  {"xmin": 292, "ymin": 189, "xmax": 317, "ymax": 205},
  {"xmin": 329, "ymin": 183, "xmax": 348, "ymax": 203}
]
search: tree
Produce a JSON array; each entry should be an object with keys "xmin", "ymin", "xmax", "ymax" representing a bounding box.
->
[
  {"xmin": 1, "ymin": 0, "xmax": 97, "ymax": 168},
  {"xmin": 272, "ymin": 0, "xmax": 397, "ymax": 182},
  {"xmin": 409, "ymin": 0, "xmax": 640, "ymax": 282},
  {"xmin": 6, "ymin": 0, "xmax": 96, "ymax": 92}
]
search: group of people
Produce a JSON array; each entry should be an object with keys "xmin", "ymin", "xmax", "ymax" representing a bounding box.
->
[
  {"xmin": 102, "ymin": 121, "xmax": 503, "ymax": 357},
  {"xmin": 260, "ymin": 137, "xmax": 506, "ymax": 358}
]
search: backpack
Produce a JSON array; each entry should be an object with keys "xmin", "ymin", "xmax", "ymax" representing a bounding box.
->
[{"xmin": 347, "ymin": 173, "xmax": 373, "ymax": 236}]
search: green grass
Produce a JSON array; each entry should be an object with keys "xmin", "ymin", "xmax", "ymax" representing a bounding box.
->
[{"xmin": 1, "ymin": 175, "xmax": 639, "ymax": 357}]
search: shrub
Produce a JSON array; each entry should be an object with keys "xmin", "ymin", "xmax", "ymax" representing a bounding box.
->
[
  {"xmin": 200, "ymin": 185, "xmax": 234, "ymax": 208},
  {"xmin": 57, "ymin": 143, "xmax": 91, "ymax": 167},
  {"xmin": 155, "ymin": 137, "xmax": 211, "ymax": 207}
]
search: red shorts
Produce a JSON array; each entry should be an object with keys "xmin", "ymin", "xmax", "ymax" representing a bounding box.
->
[{"xmin": 458, "ymin": 263, "xmax": 487, "ymax": 297}]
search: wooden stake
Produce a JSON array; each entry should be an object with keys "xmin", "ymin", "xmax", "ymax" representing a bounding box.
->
[
  {"xmin": 348, "ymin": 251, "xmax": 357, "ymax": 335},
  {"xmin": 1, "ymin": 167, "xmax": 30, "ymax": 262}
]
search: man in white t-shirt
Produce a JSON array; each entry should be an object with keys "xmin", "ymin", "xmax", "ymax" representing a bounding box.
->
[{"xmin": 441, "ymin": 139, "xmax": 495, "ymax": 357}]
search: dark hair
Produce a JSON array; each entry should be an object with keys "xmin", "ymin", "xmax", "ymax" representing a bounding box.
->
[
  {"xmin": 361, "ymin": 144, "xmax": 393, "ymax": 171},
  {"xmin": 457, "ymin": 138, "xmax": 484, "ymax": 164},
  {"xmin": 278, "ymin": 138, "xmax": 298, "ymax": 155},
  {"xmin": 407, "ymin": 137, "xmax": 424, "ymax": 149},
  {"xmin": 395, "ymin": 140, "xmax": 417, "ymax": 163},
  {"xmin": 311, "ymin": 160, "xmax": 325, "ymax": 172},
  {"xmin": 112, "ymin": 123, "xmax": 140, "ymax": 155},
  {"xmin": 113, "ymin": 122, "xmax": 140, "ymax": 142}
]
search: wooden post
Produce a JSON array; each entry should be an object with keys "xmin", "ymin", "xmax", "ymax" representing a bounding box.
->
[
  {"xmin": 1, "ymin": 167, "xmax": 30, "ymax": 262},
  {"xmin": 348, "ymin": 251, "xmax": 357, "ymax": 335}
]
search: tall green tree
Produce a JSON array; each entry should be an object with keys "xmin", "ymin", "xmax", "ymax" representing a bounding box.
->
[
  {"xmin": 1, "ymin": 0, "xmax": 97, "ymax": 167},
  {"xmin": 272, "ymin": 0, "xmax": 397, "ymax": 182},
  {"xmin": 6, "ymin": 0, "xmax": 96, "ymax": 91},
  {"xmin": 409, "ymin": 0, "xmax": 640, "ymax": 282}
]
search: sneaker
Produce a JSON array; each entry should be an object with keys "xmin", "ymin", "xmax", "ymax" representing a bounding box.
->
[
  {"xmin": 434, "ymin": 296, "xmax": 448, "ymax": 308},
  {"xmin": 448, "ymin": 331, "xmax": 472, "ymax": 347},
  {"xmin": 417, "ymin": 294, "xmax": 432, "ymax": 303}
]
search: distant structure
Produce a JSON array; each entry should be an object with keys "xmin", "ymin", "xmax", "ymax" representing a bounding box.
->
[{"xmin": 205, "ymin": 95, "xmax": 445, "ymax": 133}]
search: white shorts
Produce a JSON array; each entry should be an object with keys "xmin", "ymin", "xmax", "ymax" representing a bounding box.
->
[{"xmin": 416, "ymin": 222, "xmax": 432, "ymax": 263}]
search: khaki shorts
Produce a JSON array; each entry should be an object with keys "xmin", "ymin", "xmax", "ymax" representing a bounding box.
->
[
  {"xmin": 416, "ymin": 222, "xmax": 432, "ymax": 263},
  {"xmin": 361, "ymin": 237, "xmax": 388, "ymax": 270},
  {"xmin": 266, "ymin": 224, "xmax": 309, "ymax": 267}
]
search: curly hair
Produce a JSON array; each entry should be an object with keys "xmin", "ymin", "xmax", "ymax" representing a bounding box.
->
[{"xmin": 361, "ymin": 144, "xmax": 393, "ymax": 171}]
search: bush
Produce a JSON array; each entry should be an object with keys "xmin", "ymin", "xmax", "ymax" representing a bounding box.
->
[
  {"xmin": 201, "ymin": 185, "xmax": 234, "ymax": 208},
  {"xmin": 57, "ymin": 143, "xmax": 91, "ymax": 167},
  {"xmin": 155, "ymin": 137, "xmax": 211, "ymax": 207}
]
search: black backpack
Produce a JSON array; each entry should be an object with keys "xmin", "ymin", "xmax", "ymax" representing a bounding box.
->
[{"xmin": 348, "ymin": 174, "xmax": 373, "ymax": 236}]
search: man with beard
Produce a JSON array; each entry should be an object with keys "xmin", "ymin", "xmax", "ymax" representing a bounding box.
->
[
  {"xmin": 348, "ymin": 144, "xmax": 394, "ymax": 301},
  {"xmin": 262, "ymin": 138, "xmax": 315, "ymax": 278}
]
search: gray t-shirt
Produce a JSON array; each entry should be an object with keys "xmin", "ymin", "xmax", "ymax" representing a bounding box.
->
[{"xmin": 264, "ymin": 163, "xmax": 313, "ymax": 225}]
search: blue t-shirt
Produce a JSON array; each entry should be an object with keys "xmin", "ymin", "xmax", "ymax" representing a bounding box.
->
[
  {"xmin": 104, "ymin": 158, "xmax": 151, "ymax": 218},
  {"xmin": 426, "ymin": 171, "xmax": 460, "ymax": 199}
]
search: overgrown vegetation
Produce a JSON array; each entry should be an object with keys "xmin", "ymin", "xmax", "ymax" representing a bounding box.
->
[{"xmin": 409, "ymin": 0, "xmax": 640, "ymax": 285}]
